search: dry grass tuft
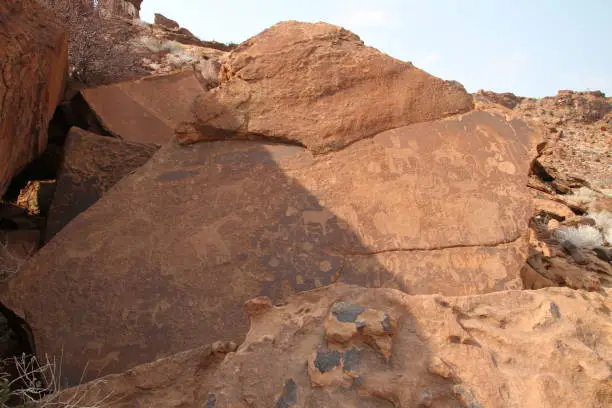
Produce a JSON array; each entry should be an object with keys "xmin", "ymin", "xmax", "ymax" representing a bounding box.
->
[
  {"xmin": 552, "ymin": 225, "xmax": 604, "ymax": 249},
  {"xmin": 0, "ymin": 354, "xmax": 111, "ymax": 407}
]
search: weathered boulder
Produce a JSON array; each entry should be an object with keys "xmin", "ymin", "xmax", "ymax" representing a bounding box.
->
[
  {"xmin": 475, "ymin": 90, "xmax": 524, "ymax": 109},
  {"xmin": 3, "ymin": 107, "xmax": 537, "ymax": 382},
  {"xmin": 154, "ymin": 13, "xmax": 179, "ymax": 30},
  {"xmin": 55, "ymin": 284, "xmax": 612, "ymax": 408},
  {"xmin": 533, "ymin": 197, "xmax": 576, "ymax": 220},
  {"xmin": 81, "ymin": 71, "xmax": 206, "ymax": 145},
  {"xmin": 45, "ymin": 127, "xmax": 158, "ymax": 241},
  {"xmin": 178, "ymin": 21, "xmax": 474, "ymax": 153},
  {"xmin": 0, "ymin": 0, "xmax": 68, "ymax": 196}
]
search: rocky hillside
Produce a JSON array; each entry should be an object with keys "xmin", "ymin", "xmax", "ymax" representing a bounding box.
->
[
  {"xmin": 475, "ymin": 91, "xmax": 612, "ymax": 293},
  {"xmin": 0, "ymin": 1, "xmax": 610, "ymax": 407}
]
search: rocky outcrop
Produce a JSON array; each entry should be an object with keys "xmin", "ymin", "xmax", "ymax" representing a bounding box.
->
[
  {"xmin": 45, "ymin": 127, "xmax": 158, "ymax": 241},
  {"xmin": 476, "ymin": 90, "xmax": 524, "ymax": 109},
  {"xmin": 154, "ymin": 13, "xmax": 179, "ymax": 30},
  {"xmin": 80, "ymin": 71, "xmax": 207, "ymax": 145},
  {"xmin": 55, "ymin": 284, "xmax": 612, "ymax": 408},
  {"xmin": 148, "ymin": 12, "xmax": 228, "ymax": 49},
  {"xmin": 97, "ymin": 0, "xmax": 142, "ymax": 19},
  {"xmin": 3, "ymin": 106, "xmax": 537, "ymax": 382},
  {"xmin": 477, "ymin": 90, "xmax": 612, "ymax": 291},
  {"xmin": 0, "ymin": 0, "xmax": 68, "ymax": 196},
  {"xmin": 179, "ymin": 21, "xmax": 474, "ymax": 153},
  {"xmin": 477, "ymin": 89, "xmax": 611, "ymax": 190}
]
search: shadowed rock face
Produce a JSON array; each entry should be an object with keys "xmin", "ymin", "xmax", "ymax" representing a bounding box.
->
[
  {"xmin": 81, "ymin": 71, "xmax": 206, "ymax": 145},
  {"xmin": 179, "ymin": 21, "xmax": 474, "ymax": 153},
  {"xmin": 2, "ymin": 108, "xmax": 537, "ymax": 383},
  {"xmin": 55, "ymin": 284, "xmax": 612, "ymax": 408},
  {"xmin": 45, "ymin": 128, "xmax": 158, "ymax": 241},
  {"xmin": 0, "ymin": 0, "xmax": 68, "ymax": 196}
]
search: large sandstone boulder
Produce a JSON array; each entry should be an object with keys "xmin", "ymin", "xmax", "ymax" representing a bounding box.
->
[
  {"xmin": 45, "ymin": 127, "xmax": 158, "ymax": 241},
  {"xmin": 55, "ymin": 284, "xmax": 612, "ymax": 408},
  {"xmin": 178, "ymin": 21, "xmax": 474, "ymax": 153},
  {"xmin": 81, "ymin": 71, "xmax": 206, "ymax": 145},
  {"xmin": 0, "ymin": 0, "xmax": 68, "ymax": 196},
  {"xmin": 3, "ymin": 107, "xmax": 537, "ymax": 382}
]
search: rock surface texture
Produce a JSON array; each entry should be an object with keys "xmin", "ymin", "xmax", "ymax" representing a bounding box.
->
[
  {"xmin": 81, "ymin": 71, "xmax": 206, "ymax": 145},
  {"xmin": 476, "ymin": 90, "xmax": 612, "ymax": 291},
  {"xmin": 45, "ymin": 127, "xmax": 158, "ymax": 241},
  {"xmin": 2, "ymin": 22, "xmax": 538, "ymax": 384},
  {"xmin": 55, "ymin": 284, "xmax": 612, "ymax": 408},
  {"xmin": 477, "ymin": 89, "xmax": 612, "ymax": 190},
  {"xmin": 0, "ymin": 0, "xmax": 68, "ymax": 196},
  {"xmin": 98, "ymin": 0, "xmax": 142, "ymax": 19},
  {"xmin": 179, "ymin": 21, "xmax": 474, "ymax": 153}
]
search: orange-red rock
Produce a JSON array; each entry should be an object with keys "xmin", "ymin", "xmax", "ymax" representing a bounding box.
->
[
  {"xmin": 55, "ymin": 284, "xmax": 612, "ymax": 408},
  {"xmin": 3, "ymin": 108, "xmax": 537, "ymax": 383},
  {"xmin": 81, "ymin": 71, "xmax": 205, "ymax": 145},
  {"xmin": 0, "ymin": 0, "xmax": 68, "ymax": 196},
  {"xmin": 180, "ymin": 21, "xmax": 474, "ymax": 153}
]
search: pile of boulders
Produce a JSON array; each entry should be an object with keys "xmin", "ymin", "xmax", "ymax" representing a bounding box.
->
[{"xmin": 0, "ymin": 2, "xmax": 610, "ymax": 407}]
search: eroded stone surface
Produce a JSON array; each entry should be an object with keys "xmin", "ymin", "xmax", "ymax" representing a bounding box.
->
[
  {"xmin": 3, "ymin": 108, "xmax": 537, "ymax": 383},
  {"xmin": 0, "ymin": 0, "xmax": 68, "ymax": 195},
  {"xmin": 180, "ymin": 21, "xmax": 474, "ymax": 153},
  {"xmin": 56, "ymin": 284, "xmax": 612, "ymax": 408}
]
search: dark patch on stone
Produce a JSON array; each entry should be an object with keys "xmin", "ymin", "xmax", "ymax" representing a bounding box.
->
[
  {"xmin": 597, "ymin": 304, "xmax": 610, "ymax": 316},
  {"xmin": 491, "ymin": 353, "xmax": 498, "ymax": 368},
  {"xmin": 331, "ymin": 302, "xmax": 366, "ymax": 323},
  {"xmin": 550, "ymin": 302, "xmax": 561, "ymax": 318},
  {"xmin": 314, "ymin": 349, "xmax": 342, "ymax": 373},
  {"xmin": 448, "ymin": 335, "xmax": 461, "ymax": 344},
  {"xmin": 462, "ymin": 338, "xmax": 482, "ymax": 348},
  {"xmin": 355, "ymin": 320, "xmax": 366, "ymax": 330},
  {"xmin": 204, "ymin": 393, "xmax": 216, "ymax": 407},
  {"xmin": 275, "ymin": 378, "xmax": 297, "ymax": 408},
  {"xmin": 381, "ymin": 314, "xmax": 393, "ymax": 333},
  {"xmin": 417, "ymin": 389, "xmax": 434, "ymax": 407},
  {"xmin": 593, "ymin": 247, "xmax": 612, "ymax": 263},
  {"xmin": 453, "ymin": 385, "xmax": 483, "ymax": 408},
  {"xmin": 437, "ymin": 300, "xmax": 450, "ymax": 308},
  {"xmin": 343, "ymin": 347, "xmax": 360, "ymax": 372},
  {"xmin": 157, "ymin": 170, "xmax": 200, "ymax": 181}
]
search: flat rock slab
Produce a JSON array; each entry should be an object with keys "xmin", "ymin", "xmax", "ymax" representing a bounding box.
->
[
  {"xmin": 81, "ymin": 71, "xmax": 205, "ymax": 145},
  {"xmin": 45, "ymin": 127, "xmax": 158, "ymax": 241},
  {"xmin": 0, "ymin": 0, "xmax": 68, "ymax": 195},
  {"xmin": 3, "ymin": 110, "xmax": 537, "ymax": 383},
  {"xmin": 56, "ymin": 284, "xmax": 612, "ymax": 408}
]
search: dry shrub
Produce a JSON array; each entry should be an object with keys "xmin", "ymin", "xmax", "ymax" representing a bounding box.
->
[
  {"xmin": 0, "ymin": 353, "xmax": 111, "ymax": 407},
  {"xmin": 552, "ymin": 225, "xmax": 604, "ymax": 249},
  {"xmin": 36, "ymin": 0, "xmax": 148, "ymax": 86}
]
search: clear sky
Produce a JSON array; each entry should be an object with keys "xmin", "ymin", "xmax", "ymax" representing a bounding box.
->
[{"xmin": 140, "ymin": 0, "xmax": 611, "ymax": 98}]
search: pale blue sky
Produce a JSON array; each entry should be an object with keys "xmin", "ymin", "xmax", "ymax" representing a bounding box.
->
[{"xmin": 141, "ymin": 0, "xmax": 611, "ymax": 98}]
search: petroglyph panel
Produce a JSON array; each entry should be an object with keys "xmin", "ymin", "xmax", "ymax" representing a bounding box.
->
[{"xmin": 4, "ymin": 111, "xmax": 538, "ymax": 383}]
